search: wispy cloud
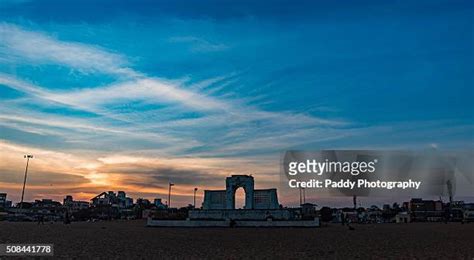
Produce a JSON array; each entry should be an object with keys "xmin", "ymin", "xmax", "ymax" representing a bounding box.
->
[
  {"xmin": 169, "ymin": 36, "xmax": 229, "ymax": 52},
  {"xmin": 0, "ymin": 23, "xmax": 139, "ymax": 77},
  {"xmin": 53, "ymin": 78, "xmax": 232, "ymax": 112},
  {"xmin": 0, "ymin": 72, "xmax": 350, "ymax": 156}
]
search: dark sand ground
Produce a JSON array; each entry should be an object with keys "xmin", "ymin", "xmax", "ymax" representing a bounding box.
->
[{"xmin": 1, "ymin": 220, "xmax": 473, "ymax": 259}]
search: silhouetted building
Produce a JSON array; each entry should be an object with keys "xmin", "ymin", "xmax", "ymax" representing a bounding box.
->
[
  {"xmin": 0, "ymin": 193, "xmax": 7, "ymax": 208},
  {"xmin": 409, "ymin": 198, "xmax": 443, "ymax": 221},
  {"xmin": 91, "ymin": 191, "xmax": 133, "ymax": 209},
  {"xmin": 301, "ymin": 203, "xmax": 317, "ymax": 215},
  {"xmin": 136, "ymin": 198, "xmax": 151, "ymax": 208},
  {"xmin": 91, "ymin": 192, "xmax": 114, "ymax": 206},
  {"xmin": 395, "ymin": 212, "xmax": 411, "ymax": 223},
  {"xmin": 118, "ymin": 191, "xmax": 126, "ymax": 199},
  {"xmin": 154, "ymin": 198, "xmax": 166, "ymax": 209},
  {"xmin": 301, "ymin": 203, "xmax": 317, "ymax": 220},
  {"xmin": 33, "ymin": 199, "xmax": 62, "ymax": 208},
  {"xmin": 63, "ymin": 195, "xmax": 89, "ymax": 212},
  {"xmin": 30, "ymin": 199, "xmax": 63, "ymax": 217},
  {"xmin": 64, "ymin": 195, "xmax": 73, "ymax": 204},
  {"xmin": 117, "ymin": 191, "xmax": 133, "ymax": 208},
  {"xmin": 410, "ymin": 198, "xmax": 442, "ymax": 212},
  {"xmin": 0, "ymin": 193, "xmax": 11, "ymax": 208}
]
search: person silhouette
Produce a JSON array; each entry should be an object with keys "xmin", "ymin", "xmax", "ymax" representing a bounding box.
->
[{"xmin": 37, "ymin": 214, "xmax": 44, "ymax": 225}]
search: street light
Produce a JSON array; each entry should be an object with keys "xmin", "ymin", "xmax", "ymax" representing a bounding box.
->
[
  {"xmin": 168, "ymin": 182, "xmax": 174, "ymax": 209},
  {"xmin": 20, "ymin": 154, "xmax": 33, "ymax": 209},
  {"xmin": 193, "ymin": 187, "xmax": 198, "ymax": 208}
]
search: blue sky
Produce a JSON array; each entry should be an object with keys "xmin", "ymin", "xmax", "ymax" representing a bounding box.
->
[{"xmin": 0, "ymin": 0, "xmax": 472, "ymax": 205}]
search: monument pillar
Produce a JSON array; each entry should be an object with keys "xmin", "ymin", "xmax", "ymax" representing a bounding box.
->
[{"xmin": 225, "ymin": 175, "xmax": 254, "ymax": 209}]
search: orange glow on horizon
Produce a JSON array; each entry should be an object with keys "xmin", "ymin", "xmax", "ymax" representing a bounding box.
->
[{"xmin": 0, "ymin": 140, "xmax": 280, "ymax": 206}]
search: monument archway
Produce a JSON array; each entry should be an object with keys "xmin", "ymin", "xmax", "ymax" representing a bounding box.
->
[
  {"xmin": 234, "ymin": 187, "xmax": 246, "ymax": 209},
  {"xmin": 226, "ymin": 175, "xmax": 254, "ymax": 209}
]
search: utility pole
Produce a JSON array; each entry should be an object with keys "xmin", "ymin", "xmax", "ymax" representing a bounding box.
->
[
  {"xmin": 168, "ymin": 182, "xmax": 174, "ymax": 209},
  {"xmin": 302, "ymin": 188, "xmax": 306, "ymax": 204},
  {"xmin": 299, "ymin": 187, "xmax": 302, "ymax": 206},
  {"xmin": 193, "ymin": 187, "xmax": 198, "ymax": 208},
  {"xmin": 20, "ymin": 155, "xmax": 33, "ymax": 209}
]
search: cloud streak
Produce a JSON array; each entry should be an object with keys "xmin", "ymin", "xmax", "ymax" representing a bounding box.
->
[
  {"xmin": 169, "ymin": 36, "xmax": 229, "ymax": 52},
  {"xmin": 0, "ymin": 23, "xmax": 139, "ymax": 78}
]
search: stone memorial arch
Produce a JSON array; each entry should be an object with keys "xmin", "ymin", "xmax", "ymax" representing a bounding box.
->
[
  {"xmin": 202, "ymin": 175, "xmax": 278, "ymax": 210},
  {"xmin": 226, "ymin": 175, "xmax": 254, "ymax": 209}
]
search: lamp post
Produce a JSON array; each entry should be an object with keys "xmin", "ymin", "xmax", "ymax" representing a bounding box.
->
[
  {"xmin": 20, "ymin": 154, "xmax": 33, "ymax": 209},
  {"xmin": 193, "ymin": 187, "xmax": 198, "ymax": 208},
  {"xmin": 168, "ymin": 182, "xmax": 174, "ymax": 208}
]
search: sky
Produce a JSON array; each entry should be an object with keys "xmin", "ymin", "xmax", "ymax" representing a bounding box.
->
[{"xmin": 0, "ymin": 0, "xmax": 473, "ymax": 207}]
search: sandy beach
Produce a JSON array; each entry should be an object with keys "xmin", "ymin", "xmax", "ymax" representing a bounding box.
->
[{"xmin": 1, "ymin": 220, "xmax": 473, "ymax": 259}]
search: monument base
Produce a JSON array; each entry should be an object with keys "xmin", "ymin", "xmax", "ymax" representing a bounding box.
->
[
  {"xmin": 189, "ymin": 209, "xmax": 294, "ymax": 221},
  {"xmin": 147, "ymin": 218, "xmax": 320, "ymax": 227}
]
